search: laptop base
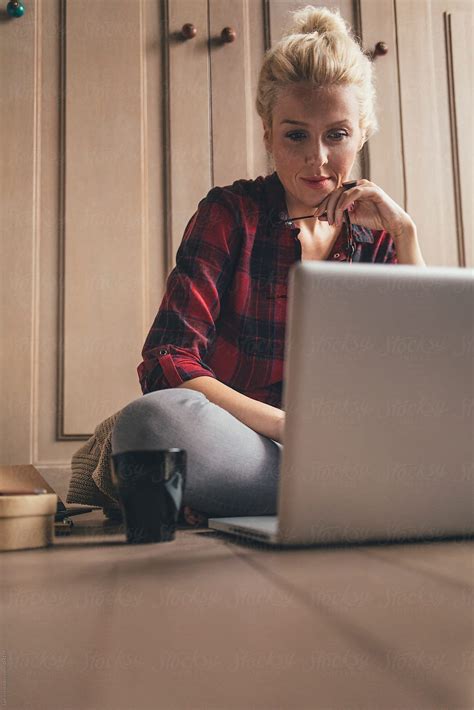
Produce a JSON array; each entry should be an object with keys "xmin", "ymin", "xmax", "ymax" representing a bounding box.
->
[{"xmin": 208, "ymin": 516, "xmax": 279, "ymax": 544}]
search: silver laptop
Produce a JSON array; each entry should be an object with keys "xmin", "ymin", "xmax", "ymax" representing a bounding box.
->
[{"xmin": 208, "ymin": 262, "xmax": 474, "ymax": 546}]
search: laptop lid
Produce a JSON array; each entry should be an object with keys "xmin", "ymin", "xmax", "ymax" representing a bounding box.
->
[{"xmin": 275, "ymin": 262, "xmax": 474, "ymax": 545}]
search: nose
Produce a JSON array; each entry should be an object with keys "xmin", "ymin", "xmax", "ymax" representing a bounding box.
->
[{"xmin": 305, "ymin": 138, "xmax": 329, "ymax": 168}]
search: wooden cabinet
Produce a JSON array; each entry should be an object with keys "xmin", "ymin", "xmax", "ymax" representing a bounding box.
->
[{"xmin": 1, "ymin": 0, "xmax": 472, "ymax": 470}]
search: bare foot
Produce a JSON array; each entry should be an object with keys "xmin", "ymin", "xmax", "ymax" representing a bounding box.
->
[{"xmin": 183, "ymin": 505, "xmax": 207, "ymax": 526}]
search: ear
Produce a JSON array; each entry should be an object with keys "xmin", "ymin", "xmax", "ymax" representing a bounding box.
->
[
  {"xmin": 357, "ymin": 127, "xmax": 366, "ymax": 152},
  {"xmin": 262, "ymin": 120, "xmax": 272, "ymax": 152}
]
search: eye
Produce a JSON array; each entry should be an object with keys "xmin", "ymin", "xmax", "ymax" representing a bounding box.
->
[
  {"xmin": 328, "ymin": 130, "xmax": 349, "ymax": 141},
  {"xmin": 286, "ymin": 131, "xmax": 306, "ymax": 142},
  {"xmin": 286, "ymin": 130, "xmax": 349, "ymax": 143}
]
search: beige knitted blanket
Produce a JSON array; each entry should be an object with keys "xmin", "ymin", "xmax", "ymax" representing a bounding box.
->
[
  {"xmin": 66, "ymin": 409, "xmax": 204, "ymax": 526},
  {"xmin": 66, "ymin": 410, "xmax": 122, "ymax": 512}
]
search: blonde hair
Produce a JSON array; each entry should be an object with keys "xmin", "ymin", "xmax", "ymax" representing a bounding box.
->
[{"xmin": 255, "ymin": 5, "xmax": 378, "ymax": 150}]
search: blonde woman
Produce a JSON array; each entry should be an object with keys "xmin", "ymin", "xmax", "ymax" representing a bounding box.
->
[{"xmin": 110, "ymin": 6, "xmax": 426, "ymax": 526}]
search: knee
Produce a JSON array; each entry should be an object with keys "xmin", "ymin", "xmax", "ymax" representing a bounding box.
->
[{"xmin": 111, "ymin": 388, "xmax": 207, "ymax": 454}]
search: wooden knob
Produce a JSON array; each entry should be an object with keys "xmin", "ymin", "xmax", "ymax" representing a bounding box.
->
[
  {"xmin": 365, "ymin": 41, "xmax": 388, "ymax": 61},
  {"xmin": 221, "ymin": 27, "xmax": 236, "ymax": 43},
  {"xmin": 181, "ymin": 23, "xmax": 197, "ymax": 40},
  {"xmin": 374, "ymin": 41, "xmax": 388, "ymax": 57}
]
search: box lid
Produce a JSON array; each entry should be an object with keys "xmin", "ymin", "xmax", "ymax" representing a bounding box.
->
[{"xmin": 0, "ymin": 492, "xmax": 58, "ymax": 518}]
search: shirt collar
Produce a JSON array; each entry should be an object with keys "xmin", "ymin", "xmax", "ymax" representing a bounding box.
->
[{"xmin": 263, "ymin": 171, "xmax": 374, "ymax": 244}]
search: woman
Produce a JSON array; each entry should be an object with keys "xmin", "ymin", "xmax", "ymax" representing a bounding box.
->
[{"xmin": 112, "ymin": 6, "xmax": 426, "ymax": 526}]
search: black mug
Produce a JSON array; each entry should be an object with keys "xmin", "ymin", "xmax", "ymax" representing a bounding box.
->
[{"xmin": 110, "ymin": 449, "xmax": 187, "ymax": 544}]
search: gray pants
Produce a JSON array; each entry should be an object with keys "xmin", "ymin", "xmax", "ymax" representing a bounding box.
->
[{"xmin": 111, "ymin": 388, "xmax": 282, "ymax": 517}]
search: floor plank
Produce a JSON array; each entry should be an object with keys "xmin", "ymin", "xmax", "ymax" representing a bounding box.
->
[
  {"xmin": 218, "ymin": 532, "xmax": 474, "ymax": 710},
  {"xmin": 2, "ymin": 511, "xmax": 472, "ymax": 709}
]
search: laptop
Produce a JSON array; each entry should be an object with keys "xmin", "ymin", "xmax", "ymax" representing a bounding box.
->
[
  {"xmin": 208, "ymin": 262, "xmax": 474, "ymax": 546},
  {"xmin": 0, "ymin": 464, "xmax": 94, "ymax": 522}
]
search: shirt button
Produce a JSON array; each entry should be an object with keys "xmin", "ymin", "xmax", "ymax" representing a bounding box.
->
[
  {"xmin": 333, "ymin": 252, "xmax": 340, "ymax": 259},
  {"xmin": 159, "ymin": 348, "xmax": 168, "ymax": 355}
]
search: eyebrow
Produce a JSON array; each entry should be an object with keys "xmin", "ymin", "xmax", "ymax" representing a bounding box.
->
[{"xmin": 280, "ymin": 119, "xmax": 353, "ymax": 127}]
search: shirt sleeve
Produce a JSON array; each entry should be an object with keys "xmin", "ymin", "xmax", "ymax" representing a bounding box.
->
[
  {"xmin": 137, "ymin": 193, "xmax": 242, "ymax": 394},
  {"xmin": 384, "ymin": 234, "xmax": 398, "ymax": 264},
  {"xmin": 371, "ymin": 229, "xmax": 398, "ymax": 264}
]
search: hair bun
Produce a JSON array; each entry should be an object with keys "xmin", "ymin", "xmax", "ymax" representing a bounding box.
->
[{"xmin": 283, "ymin": 5, "xmax": 349, "ymax": 38}]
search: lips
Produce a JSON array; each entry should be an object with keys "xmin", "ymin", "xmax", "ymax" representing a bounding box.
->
[{"xmin": 301, "ymin": 177, "xmax": 331, "ymax": 189}]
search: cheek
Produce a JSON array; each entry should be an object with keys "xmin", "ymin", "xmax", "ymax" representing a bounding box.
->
[
  {"xmin": 335, "ymin": 149, "xmax": 356, "ymax": 170},
  {"xmin": 281, "ymin": 143, "xmax": 305, "ymax": 162}
]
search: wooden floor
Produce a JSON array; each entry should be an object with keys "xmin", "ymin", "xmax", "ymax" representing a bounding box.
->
[{"xmin": 1, "ymin": 471, "xmax": 473, "ymax": 710}]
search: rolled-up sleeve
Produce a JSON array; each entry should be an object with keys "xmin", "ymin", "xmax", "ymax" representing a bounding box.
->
[
  {"xmin": 384, "ymin": 234, "xmax": 398, "ymax": 264},
  {"xmin": 371, "ymin": 230, "xmax": 398, "ymax": 264},
  {"xmin": 137, "ymin": 193, "xmax": 241, "ymax": 394}
]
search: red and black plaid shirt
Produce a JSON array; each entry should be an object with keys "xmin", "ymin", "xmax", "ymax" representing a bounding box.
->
[{"xmin": 137, "ymin": 171, "xmax": 397, "ymax": 408}]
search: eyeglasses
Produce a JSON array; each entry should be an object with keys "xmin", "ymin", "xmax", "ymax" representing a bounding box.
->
[{"xmin": 280, "ymin": 180, "xmax": 357, "ymax": 263}]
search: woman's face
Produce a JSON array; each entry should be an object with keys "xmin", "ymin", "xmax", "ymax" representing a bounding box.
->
[{"xmin": 263, "ymin": 83, "xmax": 363, "ymax": 216}]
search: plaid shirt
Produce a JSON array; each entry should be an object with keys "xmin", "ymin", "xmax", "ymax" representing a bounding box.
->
[{"xmin": 137, "ymin": 171, "xmax": 397, "ymax": 409}]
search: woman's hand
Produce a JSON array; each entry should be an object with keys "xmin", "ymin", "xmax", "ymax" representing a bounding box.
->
[{"xmin": 316, "ymin": 178, "xmax": 415, "ymax": 240}]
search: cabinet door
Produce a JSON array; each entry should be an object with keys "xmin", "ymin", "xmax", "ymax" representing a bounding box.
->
[
  {"xmin": 395, "ymin": 0, "xmax": 472, "ymax": 267},
  {"xmin": 167, "ymin": 0, "xmax": 267, "ymax": 273},
  {"xmin": 1, "ymin": 0, "xmax": 166, "ymax": 465},
  {"xmin": 363, "ymin": 0, "xmax": 472, "ymax": 267}
]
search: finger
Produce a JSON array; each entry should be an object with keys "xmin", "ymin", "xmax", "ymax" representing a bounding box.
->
[
  {"xmin": 325, "ymin": 181, "xmax": 359, "ymax": 224},
  {"xmin": 318, "ymin": 180, "xmax": 361, "ymax": 222},
  {"xmin": 333, "ymin": 186, "xmax": 366, "ymax": 225},
  {"xmin": 331, "ymin": 181, "xmax": 363, "ymax": 223},
  {"xmin": 325, "ymin": 188, "xmax": 341, "ymax": 224},
  {"xmin": 325, "ymin": 188, "xmax": 347, "ymax": 225},
  {"xmin": 315, "ymin": 194, "xmax": 329, "ymax": 212},
  {"xmin": 314, "ymin": 196, "xmax": 330, "ymax": 218}
]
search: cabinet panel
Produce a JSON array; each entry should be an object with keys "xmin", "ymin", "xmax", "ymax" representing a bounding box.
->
[
  {"xmin": 39, "ymin": 0, "xmax": 163, "ymax": 460},
  {"xmin": 449, "ymin": 8, "xmax": 473, "ymax": 267},
  {"xmin": 0, "ymin": 0, "xmax": 36, "ymax": 462},
  {"xmin": 210, "ymin": 0, "xmax": 267, "ymax": 187},
  {"xmin": 168, "ymin": 0, "xmax": 267, "ymax": 268},
  {"xmin": 396, "ymin": 0, "xmax": 472, "ymax": 267},
  {"xmin": 64, "ymin": 0, "xmax": 144, "ymax": 434},
  {"xmin": 168, "ymin": 0, "xmax": 211, "ymax": 269},
  {"xmin": 360, "ymin": 0, "xmax": 404, "ymax": 207}
]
